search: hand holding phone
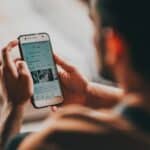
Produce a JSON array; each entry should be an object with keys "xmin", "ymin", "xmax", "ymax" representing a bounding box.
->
[
  {"xmin": 0, "ymin": 40, "xmax": 33, "ymax": 107},
  {"xmin": 18, "ymin": 33, "xmax": 64, "ymax": 108}
]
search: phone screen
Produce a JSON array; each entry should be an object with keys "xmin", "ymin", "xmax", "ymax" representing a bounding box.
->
[{"xmin": 20, "ymin": 35, "xmax": 63, "ymax": 107}]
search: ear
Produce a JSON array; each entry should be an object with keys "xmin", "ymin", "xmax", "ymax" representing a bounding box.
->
[{"xmin": 105, "ymin": 30, "xmax": 125, "ymax": 66}]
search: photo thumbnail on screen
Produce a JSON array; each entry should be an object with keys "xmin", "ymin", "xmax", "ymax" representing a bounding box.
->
[{"xmin": 31, "ymin": 68, "xmax": 55, "ymax": 84}]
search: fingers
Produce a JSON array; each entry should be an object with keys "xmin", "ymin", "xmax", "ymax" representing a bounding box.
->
[
  {"xmin": 17, "ymin": 61, "xmax": 31, "ymax": 81},
  {"xmin": 17, "ymin": 61, "xmax": 33, "ymax": 95},
  {"xmin": 51, "ymin": 106, "xmax": 58, "ymax": 112},
  {"xmin": 57, "ymin": 67, "xmax": 68, "ymax": 86},
  {"xmin": 14, "ymin": 57, "xmax": 22, "ymax": 64},
  {"xmin": 0, "ymin": 59, "xmax": 2, "ymax": 66},
  {"xmin": 2, "ymin": 40, "xmax": 19, "ymax": 78},
  {"xmin": 54, "ymin": 54, "xmax": 76, "ymax": 72}
]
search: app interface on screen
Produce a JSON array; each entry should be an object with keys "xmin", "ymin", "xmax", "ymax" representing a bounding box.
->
[{"xmin": 21, "ymin": 40, "xmax": 62, "ymax": 101}]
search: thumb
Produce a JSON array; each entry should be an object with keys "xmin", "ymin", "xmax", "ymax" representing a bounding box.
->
[
  {"xmin": 18, "ymin": 61, "xmax": 30, "ymax": 78},
  {"xmin": 17, "ymin": 61, "xmax": 33, "ymax": 92},
  {"xmin": 54, "ymin": 54, "xmax": 76, "ymax": 72},
  {"xmin": 57, "ymin": 66, "xmax": 69, "ymax": 87}
]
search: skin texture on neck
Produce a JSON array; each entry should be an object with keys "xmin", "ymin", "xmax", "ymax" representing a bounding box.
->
[
  {"xmin": 120, "ymin": 78, "xmax": 150, "ymax": 113},
  {"xmin": 114, "ymin": 53, "xmax": 150, "ymax": 113}
]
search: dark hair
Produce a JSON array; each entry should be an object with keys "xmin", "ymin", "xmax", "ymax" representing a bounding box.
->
[{"xmin": 96, "ymin": 0, "xmax": 150, "ymax": 81}]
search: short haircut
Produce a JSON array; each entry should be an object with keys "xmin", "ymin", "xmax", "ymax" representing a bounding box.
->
[{"xmin": 95, "ymin": 0, "xmax": 150, "ymax": 81}]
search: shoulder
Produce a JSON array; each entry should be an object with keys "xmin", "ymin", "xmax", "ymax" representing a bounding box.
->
[{"xmin": 4, "ymin": 132, "xmax": 31, "ymax": 150}]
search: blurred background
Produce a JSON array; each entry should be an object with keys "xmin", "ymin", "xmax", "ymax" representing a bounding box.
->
[{"xmin": 0, "ymin": 0, "xmax": 101, "ymax": 131}]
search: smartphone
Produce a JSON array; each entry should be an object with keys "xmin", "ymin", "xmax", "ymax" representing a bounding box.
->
[{"xmin": 18, "ymin": 33, "xmax": 64, "ymax": 108}]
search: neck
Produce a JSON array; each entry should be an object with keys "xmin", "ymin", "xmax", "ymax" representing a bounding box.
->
[
  {"xmin": 118, "ymin": 69, "xmax": 150, "ymax": 113},
  {"xmin": 123, "ymin": 90, "xmax": 150, "ymax": 113}
]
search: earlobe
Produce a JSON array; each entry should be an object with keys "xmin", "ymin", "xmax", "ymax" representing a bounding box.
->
[
  {"xmin": 106, "ymin": 33, "xmax": 124, "ymax": 56},
  {"xmin": 105, "ymin": 31, "xmax": 124, "ymax": 65}
]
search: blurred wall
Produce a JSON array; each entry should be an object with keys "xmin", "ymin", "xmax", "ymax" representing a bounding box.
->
[{"xmin": 0, "ymin": 0, "xmax": 100, "ymax": 80}]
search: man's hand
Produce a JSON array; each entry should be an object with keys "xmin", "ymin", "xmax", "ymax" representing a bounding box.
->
[
  {"xmin": 54, "ymin": 54, "xmax": 88, "ymax": 106},
  {"xmin": 53, "ymin": 54, "xmax": 123, "ymax": 110},
  {"xmin": 0, "ymin": 40, "xmax": 34, "ymax": 149},
  {"xmin": 0, "ymin": 40, "xmax": 33, "ymax": 106}
]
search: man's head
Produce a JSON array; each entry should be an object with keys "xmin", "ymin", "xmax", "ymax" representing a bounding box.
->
[{"xmin": 83, "ymin": 0, "xmax": 150, "ymax": 84}]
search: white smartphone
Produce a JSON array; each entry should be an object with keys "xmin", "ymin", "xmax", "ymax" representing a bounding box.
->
[{"xmin": 18, "ymin": 33, "xmax": 64, "ymax": 108}]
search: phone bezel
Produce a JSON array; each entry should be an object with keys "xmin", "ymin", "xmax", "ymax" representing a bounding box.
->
[{"xmin": 18, "ymin": 32, "xmax": 64, "ymax": 109}]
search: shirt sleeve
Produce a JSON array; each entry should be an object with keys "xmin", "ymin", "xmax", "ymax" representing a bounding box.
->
[{"xmin": 4, "ymin": 132, "xmax": 31, "ymax": 150}]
